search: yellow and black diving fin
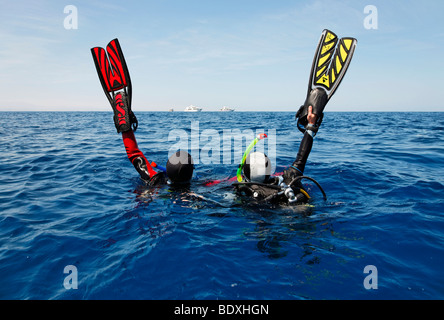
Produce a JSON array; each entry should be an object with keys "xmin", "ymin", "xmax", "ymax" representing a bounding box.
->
[{"xmin": 296, "ymin": 29, "xmax": 357, "ymax": 133}]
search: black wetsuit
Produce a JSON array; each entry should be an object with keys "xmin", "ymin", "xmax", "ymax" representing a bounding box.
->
[
  {"xmin": 234, "ymin": 128, "xmax": 315, "ymax": 204},
  {"xmin": 123, "ymin": 120, "xmax": 316, "ymax": 205}
]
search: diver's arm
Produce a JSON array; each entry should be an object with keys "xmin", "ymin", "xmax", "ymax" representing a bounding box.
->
[
  {"xmin": 283, "ymin": 106, "xmax": 317, "ymax": 182},
  {"xmin": 122, "ymin": 130, "xmax": 158, "ymax": 180},
  {"xmin": 292, "ymin": 106, "xmax": 317, "ymax": 173},
  {"xmin": 291, "ymin": 130, "xmax": 313, "ymax": 174}
]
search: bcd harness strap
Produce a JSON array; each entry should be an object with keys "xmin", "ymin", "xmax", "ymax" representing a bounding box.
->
[{"xmin": 233, "ymin": 175, "xmax": 326, "ymax": 204}]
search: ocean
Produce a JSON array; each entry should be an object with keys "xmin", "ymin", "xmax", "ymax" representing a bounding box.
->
[{"xmin": 0, "ymin": 111, "xmax": 443, "ymax": 300}]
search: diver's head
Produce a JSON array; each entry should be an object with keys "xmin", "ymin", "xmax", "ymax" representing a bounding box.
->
[
  {"xmin": 243, "ymin": 151, "xmax": 271, "ymax": 183},
  {"xmin": 166, "ymin": 150, "xmax": 194, "ymax": 184}
]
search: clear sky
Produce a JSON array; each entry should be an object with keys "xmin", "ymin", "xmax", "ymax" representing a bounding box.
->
[{"xmin": 0, "ymin": 0, "xmax": 443, "ymax": 112}]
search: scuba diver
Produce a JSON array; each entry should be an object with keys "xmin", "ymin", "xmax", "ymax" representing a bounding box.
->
[
  {"xmin": 233, "ymin": 106, "xmax": 320, "ymax": 204},
  {"xmin": 91, "ymin": 39, "xmax": 194, "ymax": 186},
  {"xmin": 232, "ymin": 29, "xmax": 357, "ymax": 205},
  {"xmin": 90, "ymin": 29, "xmax": 357, "ymax": 205}
]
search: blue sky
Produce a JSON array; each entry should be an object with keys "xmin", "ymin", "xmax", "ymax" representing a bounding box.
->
[{"xmin": 0, "ymin": 0, "xmax": 443, "ymax": 112}]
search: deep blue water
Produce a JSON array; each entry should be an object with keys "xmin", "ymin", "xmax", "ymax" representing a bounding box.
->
[{"xmin": 1, "ymin": 111, "xmax": 443, "ymax": 300}]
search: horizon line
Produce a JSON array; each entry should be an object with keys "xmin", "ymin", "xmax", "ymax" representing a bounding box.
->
[{"xmin": 1, "ymin": 110, "xmax": 443, "ymax": 113}]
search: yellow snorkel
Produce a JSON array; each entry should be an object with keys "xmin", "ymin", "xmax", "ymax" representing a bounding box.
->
[{"xmin": 236, "ymin": 133, "xmax": 267, "ymax": 182}]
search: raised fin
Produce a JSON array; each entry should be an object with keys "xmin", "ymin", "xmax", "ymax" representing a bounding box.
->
[
  {"xmin": 91, "ymin": 39, "xmax": 137, "ymax": 132},
  {"xmin": 91, "ymin": 39, "xmax": 132, "ymax": 107},
  {"xmin": 296, "ymin": 30, "xmax": 357, "ymax": 133},
  {"xmin": 308, "ymin": 30, "xmax": 357, "ymax": 100},
  {"xmin": 309, "ymin": 29, "xmax": 338, "ymax": 95},
  {"xmin": 325, "ymin": 37, "xmax": 357, "ymax": 100}
]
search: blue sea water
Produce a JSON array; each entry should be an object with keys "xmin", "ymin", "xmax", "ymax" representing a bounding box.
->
[{"xmin": 0, "ymin": 111, "xmax": 443, "ymax": 300}]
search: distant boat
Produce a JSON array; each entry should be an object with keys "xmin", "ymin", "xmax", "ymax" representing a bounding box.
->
[
  {"xmin": 184, "ymin": 105, "xmax": 202, "ymax": 112},
  {"xmin": 220, "ymin": 106, "xmax": 235, "ymax": 112},
  {"xmin": 168, "ymin": 108, "xmax": 174, "ymax": 112}
]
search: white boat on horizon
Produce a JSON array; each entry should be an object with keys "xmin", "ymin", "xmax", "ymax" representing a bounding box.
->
[
  {"xmin": 168, "ymin": 108, "xmax": 174, "ymax": 112},
  {"xmin": 184, "ymin": 105, "xmax": 202, "ymax": 112},
  {"xmin": 220, "ymin": 106, "xmax": 235, "ymax": 112}
]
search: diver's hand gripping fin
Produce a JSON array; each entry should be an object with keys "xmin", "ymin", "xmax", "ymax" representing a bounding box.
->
[
  {"xmin": 112, "ymin": 91, "xmax": 138, "ymax": 133},
  {"xmin": 91, "ymin": 38, "xmax": 137, "ymax": 133},
  {"xmin": 295, "ymin": 29, "xmax": 357, "ymax": 134},
  {"xmin": 295, "ymin": 88, "xmax": 328, "ymax": 133}
]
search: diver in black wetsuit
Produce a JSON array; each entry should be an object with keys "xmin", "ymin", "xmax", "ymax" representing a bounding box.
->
[
  {"xmin": 91, "ymin": 38, "xmax": 194, "ymax": 187},
  {"xmin": 233, "ymin": 105, "xmax": 324, "ymax": 205},
  {"xmin": 233, "ymin": 29, "xmax": 357, "ymax": 205}
]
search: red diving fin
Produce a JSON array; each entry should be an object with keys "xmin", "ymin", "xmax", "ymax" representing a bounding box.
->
[
  {"xmin": 91, "ymin": 38, "xmax": 132, "ymax": 109},
  {"xmin": 91, "ymin": 39, "xmax": 137, "ymax": 132}
]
